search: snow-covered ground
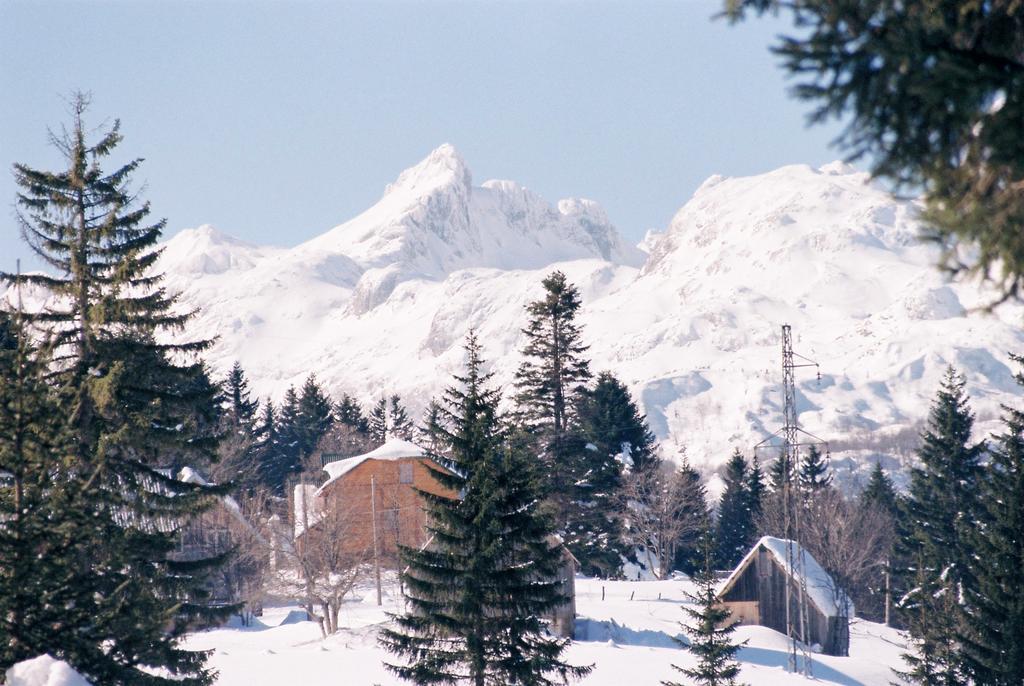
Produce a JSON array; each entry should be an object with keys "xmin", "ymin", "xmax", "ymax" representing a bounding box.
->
[{"xmin": 185, "ymin": 577, "xmax": 906, "ymax": 686}]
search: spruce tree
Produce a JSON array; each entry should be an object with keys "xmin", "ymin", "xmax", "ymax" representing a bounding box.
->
[
  {"xmin": 797, "ymin": 445, "xmax": 832, "ymax": 492},
  {"xmin": 960, "ymin": 355, "xmax": 1024, "ymax": 685},
  {"xmin": 417, "ymin": 398, "xmax": 445, "ymax": 453},
  {"xmin": 296, "ymin": 374, "xmax": 334, "ymax": 458},
  {"xmin": 767, "ymin": 450, "xmax": 793, "ymax": 494},
  {"xmin": 224, "ymin": 361, "xmax": 258, "ymax": 428},
  {"xmin": 2, "ymin": 94, "xmax": 229, "ymax": 685},
  {"xmin": 860, "ymin": 462, "xmax": 898, "ymax": 516},
  {"xmin": 745, "ymin": 457, "xmax": 765, "ymax": 528},
  {"xmin": 335, "ymin": 393, "xmax": 369, "ymax": 433},
  {"xmin": 381, "ymin": 333, "xmax": 591, "ymax": 685},
  {"xmin": 252, "ymin": 400, "xmax": 280, "ymax": 492},
  {"xmin": 858, "ymin": 461, "xmax": 901, "ymax": 626},
  {"xmin": 727, "ymin": 0, "xmax": 1024, "ymax": 304},
  {"xmin": 576, "ymin": 371, "xmax": 657, "ymax": 471},
  {"xmin": 665, "ymin": 531, "xmax": 744, "ymax": 686},
  {"xmin": 368, "ymin": 396, "xmax": 389, "ymax": 444},
  {"xmin": 389, "ymin": 394, "xmax": 414, "ymax": 441},
  {"xmin": 267, "ymin": 387, "xmax": 303, "ymax": 495},
  {"xmin": 715, "ymin": 449, "xmax": 754, "ymax": 569},
  {"xmin": 672, "ymin": 459, "xmax": 712, "ymax": 577},
  {"xmin": 513, "ymin": 271, "xmax": 596, "ymax": 564},
  {"xmin": 214, "ymin": 361, "xmax": 260, "ymax": 489},
  {"xmin": 0, "ymin": 313, "xmax": 79, "ymax": 671},
  {"xmin": 898, "ymin": 367, "xmax": 984, "ymax": 685}
]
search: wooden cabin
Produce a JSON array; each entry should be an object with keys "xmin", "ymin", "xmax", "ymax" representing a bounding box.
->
[
  {"xmin": 716, "ymin": 536, "xmax": 852, "ymax": 656},
  {"xmin": 293, "ymin": 439, "xmax": 455, "ymax": 566},
  {"xmin": 292, "ymin": 438, "xmax": 578, "ymax": 638}
]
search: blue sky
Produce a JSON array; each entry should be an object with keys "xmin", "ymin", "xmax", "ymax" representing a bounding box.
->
[{"xmin": 0, "ymin": 1, "xmax": 846, "ymax": 269}]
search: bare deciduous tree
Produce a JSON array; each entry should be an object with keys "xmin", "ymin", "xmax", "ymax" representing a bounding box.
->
[
  {"xmin": 620, "ymin": 461, "xmax": 707, "ymax": 579},
  {"xmin": 271, "ymin": 489, "xmax": 372, "ymax": 637},
  {"xmin": 757, "ymin": 487, "xmax": 895, "ymax": 621}
]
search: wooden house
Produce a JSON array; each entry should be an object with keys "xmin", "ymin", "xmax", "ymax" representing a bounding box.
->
[
  {"xmin": 293, "ymin": 439, "xmax": 457, "ymax": 566},
  {"xmin": 292, "ymin": 438, "xmax": 578, "ymax": 638},
  {"xmin": 716, "ymin": 536, "xmax": 852, "ymax": 656}
]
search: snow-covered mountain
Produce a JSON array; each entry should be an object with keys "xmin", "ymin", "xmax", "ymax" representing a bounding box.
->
[{"xmin": 15, "ymin": 145, "xmax": 1024, "ymax": 489}]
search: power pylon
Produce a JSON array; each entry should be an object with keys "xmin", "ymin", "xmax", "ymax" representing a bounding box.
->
[{"xmin": 754, "ymin": 323, "xmax": 830, "ymax": 678}]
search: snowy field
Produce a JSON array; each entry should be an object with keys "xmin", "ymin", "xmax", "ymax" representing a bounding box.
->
[{"xmin": 184, "ymin": 577, "xmax": 906, "ymax": 686}]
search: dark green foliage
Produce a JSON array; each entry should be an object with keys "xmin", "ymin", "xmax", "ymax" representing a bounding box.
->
[
  {"xmin": 1, "ymin": 94, "xmax": 229, "ymax": 685},
  {"xmin": 797, "ymin": 445, "xmax": 831, "ymax": 492},
  {"xmin": 569, "ymin": 371, "xmax": 658, "ymax": 576},
  {"xmin": 296, "ymin": 374, "xmax": 334, "ymax": 458},
  {"xmin": 368, "ymin": 396, "xmax": 389, "ymax": 444},
  {"xmin": 417, "ymin": 398, "xmax": 445, "ymax": 453},
  {"xmin": 665, "ymin": 533, "xmax": 744, "ymax": 686},
  {"xmin": 745, "ymin": 457, "xmax": 765, "ymax": 526},
  {"xmin": 265, "ymin": 387, "xmax": 303, "ymax": 496},
  {"xmin": 381, "ymin": 333, "xmax": 591, "ymax": 685},
  {"xmin": 389, "ymin": 394, "xmax": 414, "ymax": 441},
  {"xmin": 671, "ymin": 460, "xmax": 712, "ymax": 577},
  {"xmin": 214, "ymin": 362, "xmax": 261, "ymax": 489},
  {"xmin": 335, "ymin": 393, "xmax": 369, "ymax": 433},
  {"xmin": 715, "ymin": 450, "xmax": 757, "ymax": 569},
  {"xmin": 514, "ymin": 270, "xmax": 592, "ymax": 437},
  {"xmin": 860, "ymin": 462, "xmax": 898, "ymax": 516},
  {"xmin": 575, "ymin": 372, "xmax": 657, "ymax": 472},
  {"xmin": 514, "ymin": 271, "xmax": 608, "ymax": 571},
  {"xmin": 897, "ymin": 367, "xmax": 984, "ymax": 685},
  {"xmin": 727, "ymin": 0, "xmax": 1024, "ymax": 305},
  {"xmin": 960, "ymin": 355, "xmax": 1024, "ymax": 685},
  {"xmin": 0, "ymin": 314, "xmax": 78, "ymax": 671},
  {"xmin": 252, "ymin": 400, "xmax": 280, "ymax": 492},
  {"xmin": 223, "ymin": 361, "xmax": 258, "ymax": 429},
  {"xmin": 767, "ymin": 450, "xmax": 792, "ymax": 494}
]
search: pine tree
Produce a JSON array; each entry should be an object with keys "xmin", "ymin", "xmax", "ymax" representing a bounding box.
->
[
  {"xmin": 576, "ymin": 372, "xmax": 657, "ymax": 471},
  {"xmin": 214, "ymin": 361, "xmax": 260, "ymax": 488},
  {"xmin": 335, "ymin": 393, "xmax": 369, "ymax": 433},
  {"xmin": 665, "ymin": 531, "xmax": 744, "ymax": 686},
  {"xmin": 417, "ymin": 398, "xmax": 445, "ymax": 453},
  {"xmin": 296, "ymin": 374, "xmax": 334, "ymax": 459},
  {"xmin": 727, "ymin": 0, "xmax": 1024, "ymax": 305},
  {"xmin": 797, "ymin": 445, "xmax": 832, "ymax": 492},
  {"xmin": 745, "ymin": 457, "xmax": 766, "ymax": 528},
  {"xmin": 513, "ymin": 271, "xmax": 595, "ymax": 562},
  {"xmin": 252, "ymin": 400, "xmax": 280, "ymax": 492},
  {"xmin": 389, "ymin": 394, "xmax": 414, "ymax": 441},
  {"xmin": 266, "ymin": 386, "xmax": 302, "ymax": 496},
  {"xmin": 381, "ymin": 333, "xmax": 591, "ymax": 685},
  {"xmin": 2, "ymin": 94, "xmax": 229, "ymax": 685},
  {"xmin": 860, "ymin": 462, "xmax": 898, "ymax": 516},
  {"xmin": 672, "ymin": 459, "xmax": 712, "ymax": 577},
  {"xmin": 960, "ymin": 355, "xmax": 1024, "ymax": 685},
  {"xmin": 767, "ymin": 450, "xmax": 793, "ymax": 494},
  {"xmin": 0, "ymin": 312, "xmax": 80, "ymax": 671},
  {"xmin": 898, "ymin": 367, "xmax": 984, "ymax": 685},
  {"xmin": 368, "ymin": 396, "xmax": 389, "ymax": 444},
  {"xmin": 715, "ymin": 449, "xmax": 755, "ymax": 569},
  {"xmin": 567, "ymin": 371, "xmax": 657, "ymax": 576},
  {"xmin": 224, "ymin": 361, "xmax": 258, "ymax": 428}
]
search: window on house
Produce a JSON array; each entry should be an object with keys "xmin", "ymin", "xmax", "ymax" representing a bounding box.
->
[{"xmin": 399, "ymin": 462, "xmax": 414, "ymax": 484}]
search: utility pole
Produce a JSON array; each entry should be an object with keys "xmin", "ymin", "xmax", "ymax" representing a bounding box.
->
[
  {"xmin": 755, "ymin": 323, "xmax": 827, "ymax": 678},
  {"xmin": 371, "ymin": 474, "xmax": 382, "ymax": 606}
]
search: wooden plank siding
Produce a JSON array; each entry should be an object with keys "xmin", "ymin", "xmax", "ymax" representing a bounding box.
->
[{"xmin": 718, "ymin": 543, "xmax": 849, "ymax": 656}]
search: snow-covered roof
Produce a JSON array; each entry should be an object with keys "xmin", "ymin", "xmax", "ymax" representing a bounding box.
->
[
  {"xmin": 717, "ymin": 536, "xmax": 854, "ymax": 619},
  {"xmin": 177, "ymin": 467, "xmax": 266, "ymax": 544},
  {"xmin": 318, "ymin": 438, "xmax": 427, "ymax": 494}
]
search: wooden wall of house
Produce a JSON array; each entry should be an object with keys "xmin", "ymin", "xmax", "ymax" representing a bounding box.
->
[
  {"xmin": 307, "ymin": 457, "xmax": 457, "ymax": 567},
  {"xmin": 719, "ymin": 545, "xmax": 848, "ymax": 656}
]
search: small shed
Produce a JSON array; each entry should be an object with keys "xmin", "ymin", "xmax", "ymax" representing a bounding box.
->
[{"xmin": 716, "ymin": 536, "xmax": 852, "ymax": 656}]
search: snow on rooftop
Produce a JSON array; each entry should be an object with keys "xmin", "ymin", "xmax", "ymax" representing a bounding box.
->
[
  {"xmin": 318, "ymin": 438, "xmax": 427, "ymax": 492},
  {"xmin": 718, "ymin": 536, "xmax": 854, "ymax": 619}
]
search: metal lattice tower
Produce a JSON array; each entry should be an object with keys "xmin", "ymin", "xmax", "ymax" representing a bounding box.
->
[{"xmin": 754, "ymin": 323, "xmax": 830, "ymax": 678}]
